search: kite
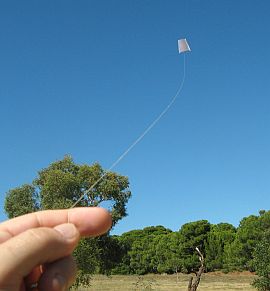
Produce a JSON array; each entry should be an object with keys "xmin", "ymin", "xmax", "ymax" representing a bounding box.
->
[
  {"xmin": 71, "ymin": 38, "xmax": 191, "ymax": 208},
  {"xmin": 178, "ymin": 38, "xmax": 191, "ymax": 54}
]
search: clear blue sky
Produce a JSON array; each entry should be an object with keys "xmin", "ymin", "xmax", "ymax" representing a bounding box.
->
[{"xmin": 1, "ymin": 0, "xmax": 270, "ymax": 234}]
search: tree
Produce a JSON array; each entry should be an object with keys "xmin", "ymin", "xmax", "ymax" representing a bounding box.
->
[
  {"xmin": 252, "ymin": 232, "xmax": 270, "ymax": 290},
  {"xmin": 5, "ymin": 184, "xmax": 38, "ymax": 218},
  {"xmin": 178, "ymin": 220, "xmax": 211, "ymax": 273},
  {"xmin": 5, "ymin": 155, "xmax": 131, "ymax": 225},
  {"xmin": 205, "ymin": 223, "xmax": 236, "ymax": 271},
  {"xmin": 224, "ymin": 211, "xmax": 270, "ymax": 271},
  {"xmin": 4, "ymin": 156, "xmax": 131, "ymax": 278},
  {"xmin": 127, "ymin": 226, "xmax": 172, "ymax": 275},
  {"xmin": 155, "ymin": 232, "xmax": 182, "ymax": 275},
  {"xmin": 111, "ymin": 226, "xmax": 172, "ymax": 275},
  {"xmin": 96, "ymin": 234, "xmax": 126, "ymax": 274}
]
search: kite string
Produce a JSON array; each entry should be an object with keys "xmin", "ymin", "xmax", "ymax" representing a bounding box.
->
[{"xmin": 71, "ymin": 54, "xmax": 186, "ymax": 208}]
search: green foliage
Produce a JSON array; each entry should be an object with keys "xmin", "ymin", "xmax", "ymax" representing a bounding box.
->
[
  {"xmin": 155, "ymin": 232, "xmax": 182, "ymax": 274},
  {"xmin": 73, "ymin": 238, "xmax": 100, "ymax": 275},
  {"xmin": 224, "ymin": 211, "xmax": 270, "ymax": 272},
  {"xmin": 75, "ymin": 210, "xmax": 270, "ymax": 277},
  {"xmin": 178, "ymin": 220, "xmax": 211, "ymax": 273},
  {"xmin": 179, "ymin": 220, "xmax": 211, "ymax": 251},
  {"xmin": 127, "ymin": 226, "xmax": 171, "ymax": 275},
  {"xmin": 101, "ymin": 210, "xmax": 270, "ymax": 277},
  {"xmin": 5, "ymin": 156, "xmax": 131, "ymax": 225},
  {"xmin": 205, "ymin": 223, "xmax": 236, "ymax": 271},
  {"xmin": 111, "ymin": 226, "xmax": 172, "ymax": 275},
  {"xmin": 96, "ymin": 235, "xmax": 125, "ymax": 274},
  {"xmin": 5, "ymin": 184, "xmax": 39, "ymax": 218},
  {"xmin": 112, "ymin": 221, "xmax": 212, "ymax": 275},
  {"xmin": 252, "ymin": 232, "xmax": 270, "ymax": 291}
]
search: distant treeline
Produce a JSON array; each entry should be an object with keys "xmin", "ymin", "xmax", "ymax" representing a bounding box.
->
[{"xmin": 96, "ymin": 209, "xmax": 270, "ymax": 275}]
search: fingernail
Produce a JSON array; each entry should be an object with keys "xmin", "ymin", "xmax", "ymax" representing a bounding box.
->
[
  {"xmin": 53, "ymin": 273, "xmax": 67, "ymax": 291},
  {"xmin": 54, "ymin": 223, "xmax": 77, "ymax": 239}
]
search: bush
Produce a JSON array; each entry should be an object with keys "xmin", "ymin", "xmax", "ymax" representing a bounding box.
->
[
  {"xmin": 71, "ymin": 270, "xmax": 92, "ymax": 289},
  {"xmin": 252, "ymin": 232, "xmax": 270, "ymax": 290}
]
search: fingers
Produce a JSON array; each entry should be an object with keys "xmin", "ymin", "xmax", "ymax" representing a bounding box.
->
[
  {"xmin": 68, "ymin": 207, "xmax": 112, "ymax": 236},
  {"xmin": 38, "ymin": 256, "xmax": 77, "ymax": 291},
  {"xmin": 0, "ymin": 208, "xmax": 112, "ymax": 290},
  {"xmin": 0, "ymin": 207, "xmax": 112, "ymax": 243},
  {"xmin": 0, "ymin": 223, "xmax": 79, "ymax": 290}
]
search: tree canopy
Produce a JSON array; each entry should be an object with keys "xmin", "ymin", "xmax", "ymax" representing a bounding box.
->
[
  {"xmin": 5, "ymin": 155, "xmax": 131, "ymax": 225},
  {"xmin": 252, "ymin": 231, "xmax": 270, "ymax": 291}
]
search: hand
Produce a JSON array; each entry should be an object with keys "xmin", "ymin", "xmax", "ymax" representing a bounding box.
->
[{"xmin": 0, "ymin": 207, "xmax": 112, "ymax": 291}]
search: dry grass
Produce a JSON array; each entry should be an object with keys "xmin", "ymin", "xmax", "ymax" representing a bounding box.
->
[{"xmin": 77, "ymin": 272, "xmax": 256, "ymax": 290}]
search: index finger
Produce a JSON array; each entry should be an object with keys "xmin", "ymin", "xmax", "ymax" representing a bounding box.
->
[{"xmin": 0, "ymin": 207, "xmax": 112, "ymax": 243}]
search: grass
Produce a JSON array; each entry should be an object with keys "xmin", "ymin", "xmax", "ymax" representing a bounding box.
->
[{"xmin": 78, "ymin": 272, "xmax": 256, "ymax": 290}]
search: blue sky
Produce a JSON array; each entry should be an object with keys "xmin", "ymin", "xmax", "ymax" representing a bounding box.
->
[{"xmin": 0, "ymin": 0, "xmax": 270, "ymax": 234}]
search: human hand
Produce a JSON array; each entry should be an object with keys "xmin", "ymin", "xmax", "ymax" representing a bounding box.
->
[{"xmin": 0, "ymin": 207, "xmax": 112, "ymax": 291}]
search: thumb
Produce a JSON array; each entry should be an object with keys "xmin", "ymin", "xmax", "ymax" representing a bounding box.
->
[{"xmin": 0, "ymin": 223, "xmax": 79, "ymax": 290}]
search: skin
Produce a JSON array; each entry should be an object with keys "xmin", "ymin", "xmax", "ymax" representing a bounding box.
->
[{"xmin": 0, "ymin": 207, "xmax": 112, "ymax": 291}]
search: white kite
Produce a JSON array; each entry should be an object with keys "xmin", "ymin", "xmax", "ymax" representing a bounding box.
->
[{"xmin": 178, "ymin": 38, "xmax": 191, "ymax": 54}]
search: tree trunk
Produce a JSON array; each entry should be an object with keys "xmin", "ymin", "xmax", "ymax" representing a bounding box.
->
[
  {"xmin": 187, "ymin": 277, "xmax": 193, "ymax": 290},
  {"xmin": 187, "ymin": 247, "xmax": 205, "ymax": 291}
]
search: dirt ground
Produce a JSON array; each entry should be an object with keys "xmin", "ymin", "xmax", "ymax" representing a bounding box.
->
[{"xmin": 78, "ymin": 272, "xmax": 256, "ymax": 290}]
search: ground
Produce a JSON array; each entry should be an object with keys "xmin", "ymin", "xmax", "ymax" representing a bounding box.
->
[{"xmin": 78, "ymin": 272, "xmax": 256, "ymax": 290}]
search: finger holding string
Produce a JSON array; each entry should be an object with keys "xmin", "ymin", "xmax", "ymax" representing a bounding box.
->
[{"xmin": 0, "ymin": 207, "xmax": 112, "ymax": 290}]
